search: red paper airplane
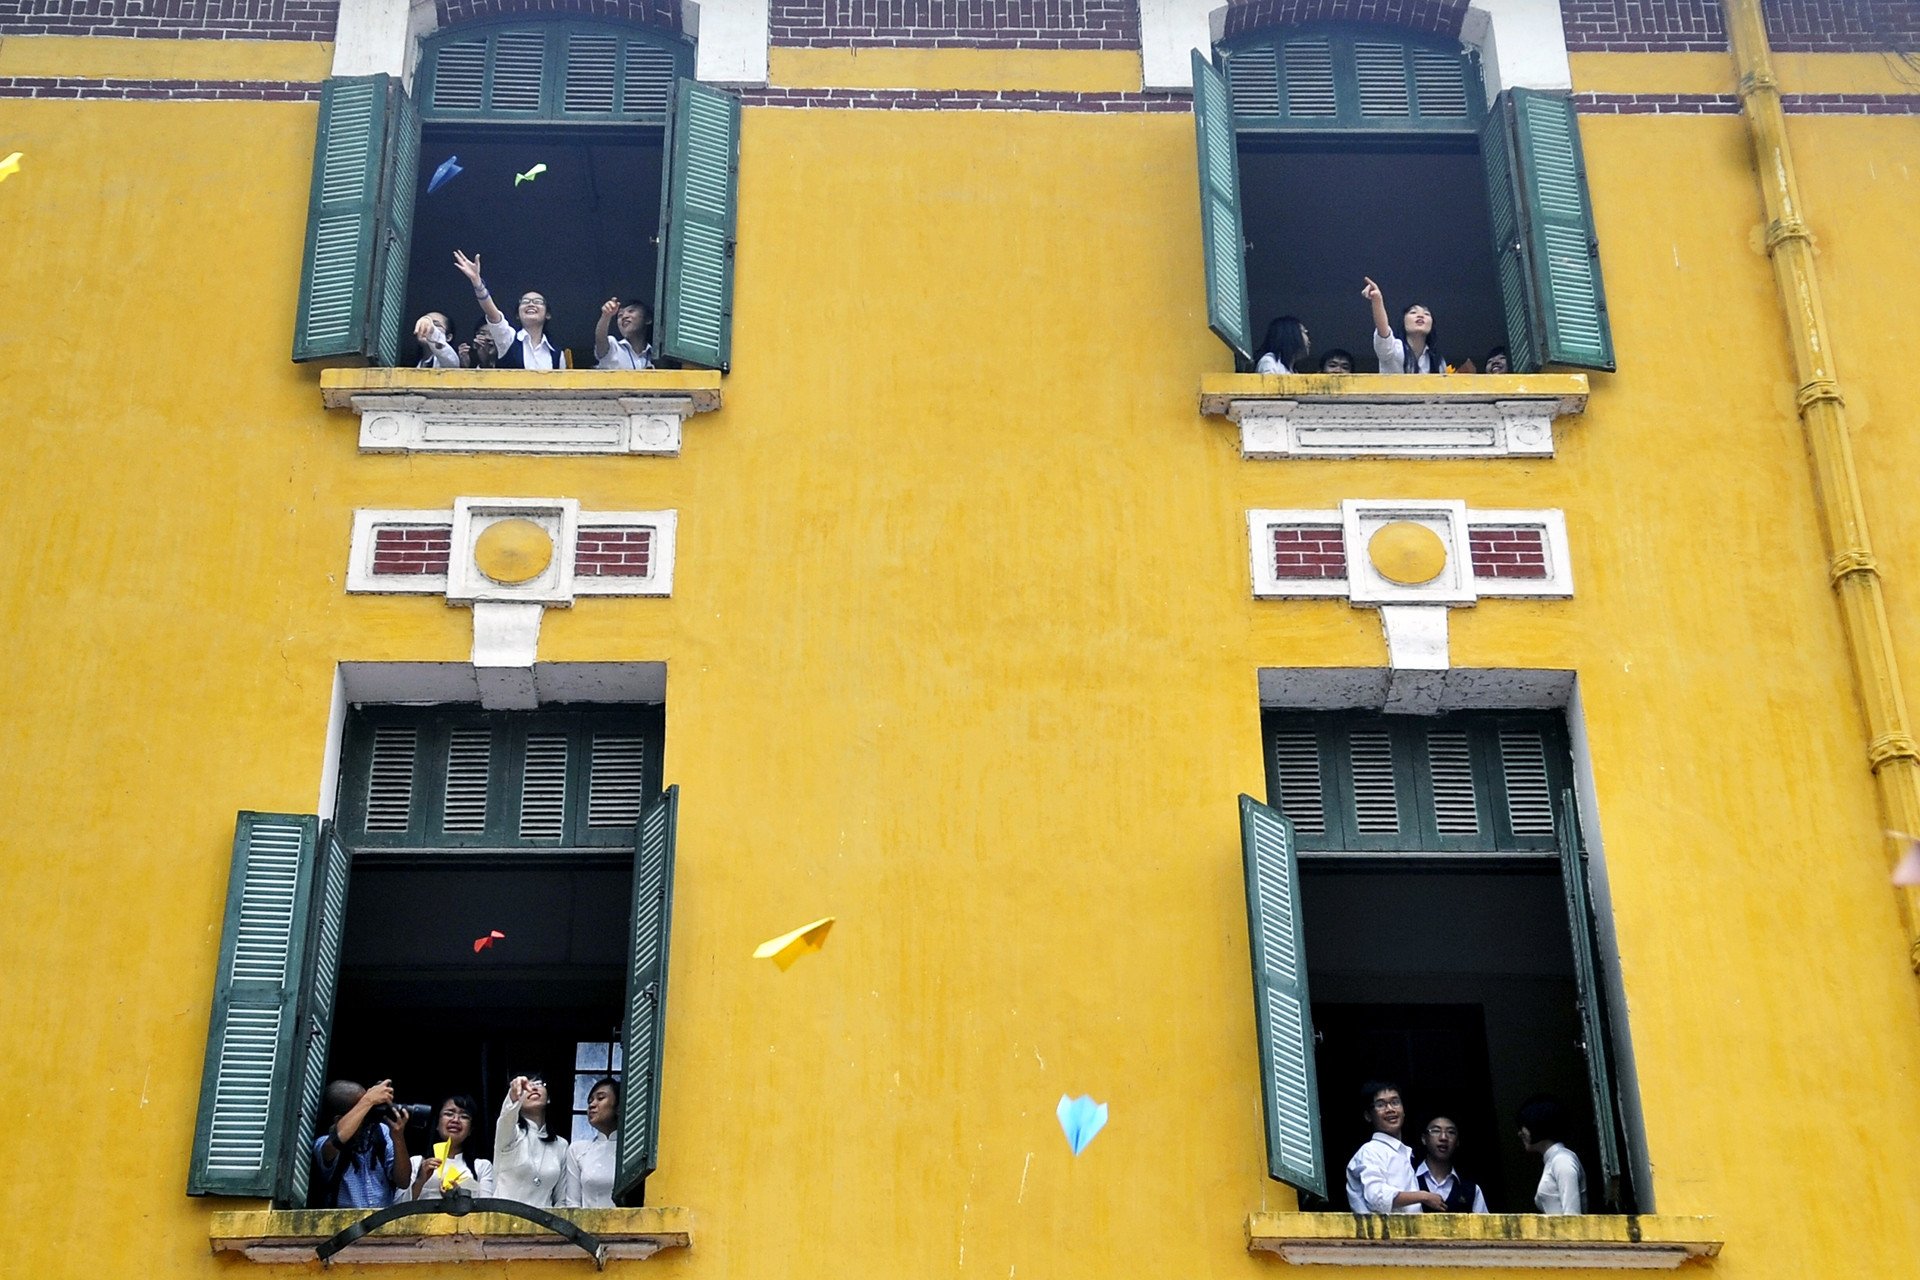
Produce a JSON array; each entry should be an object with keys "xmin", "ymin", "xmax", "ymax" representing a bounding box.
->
[{"xmin": 473, "ymin": 930, "xmax": 507, "ymax": 953}]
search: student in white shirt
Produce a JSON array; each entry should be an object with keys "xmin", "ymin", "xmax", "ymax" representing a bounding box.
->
[
  {"xmin": 397, "ymin": 1094, "xmax": 495, "ymax": 1201},
  {"xmin": 565, "ymin": 1077, "xmax": 620, "ymax": 1208},
  {"xmin": 413, "ymin": 312, "xmax": 460, "ymax": 369},
  {"xmin": 1518, "ymin": 1095, "xmax": 1587, "ymax": 1214},
  {"xmin": 1254, "ymin": 315, "xmax": 1309, "ymax": 375},
  {"xmin": 593, "ymin": 298, "xmax": 654, "ymax": 370},
  {"xmin": 1413, "ymin": 1115, "xmax": 1490, "ymax": 1213},
  {"xmin": 452, "ymin": 250, "xmax": 563, "ymax": 370},
  {"xmin": 1345, "ymin": 1082, "xmax": 1450, "ymax": 1215},
  {"xmin": 1362, "ymin": 276, "xmax": 1446, "ymax": 375},
  {"xmin": 494, "ymin": 1073, "xmax": 572, "ymax": 1206}
]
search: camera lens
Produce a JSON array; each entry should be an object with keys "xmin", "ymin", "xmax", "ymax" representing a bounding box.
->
[{"xmin": 402, "ymin": 1103, "xmax": 434, "ymax": 1123}]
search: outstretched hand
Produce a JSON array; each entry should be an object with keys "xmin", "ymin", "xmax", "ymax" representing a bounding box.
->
[
  {"xmin": 508, "ymin": 1075, "xmax": 529, "ymax": 1104},
  {"xmin": 1361, "ymin": 276, "xmax": 1381, "ymax": 303},
  {"xmin": 453, "ymin": 249, "xmax": 484, "ymax": 283},
  {"xmin": 601, "ymin": 296, "xmax": 620, "ymax": 318},
  {"xmin": 414, "ymin": 315, "xmax": 441, "ymax": 343}
]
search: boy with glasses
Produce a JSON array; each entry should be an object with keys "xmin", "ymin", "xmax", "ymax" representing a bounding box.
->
[
  {"xmin": 1415, "ymin": 1115, "xmax": 1490, "ymax": 1213},
  {"xmin": 1344, "ymin": 1081, "xmax": 1450, "ymax": 1214}
]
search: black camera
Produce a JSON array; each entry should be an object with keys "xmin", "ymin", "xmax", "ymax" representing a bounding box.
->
[{"xmin": 396, "ymin": 1103, "xmax": 435, "ymax": 1125}]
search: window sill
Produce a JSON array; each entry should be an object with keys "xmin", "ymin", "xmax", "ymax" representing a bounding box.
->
[
  {"xmin": 1245, "ymin": 1212, "xmax": 1720, "ymax": 1269},
  {"xmin": 209, "ymin": 1206, "xmax": 692, "ymax": 1264},
  {"xmin": 320, "ymin": 369, "xmax": 724, "ymax": 457},
  {"xmin": 1200, "ymin": 373, "xmax": 1589, "ymax": 460}
]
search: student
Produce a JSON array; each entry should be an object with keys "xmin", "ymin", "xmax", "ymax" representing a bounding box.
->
[
  {"xmin": 1518, "ymin": 1096, "xmax": 1586, "ymax": 1214},
  {"xmin": 461, "ymin": 322, "xmax": 499, "ymax": 369},
  {"xmin": 1362, "ymin": 277, "xmax": 1445, "ymax": 375},
  {"xmin": 594, "ymin": 298, "xmax": 654, "ymax": 370},
  {"xmin": 1255, "ymin": 316, "xmax": 1310, "ymax": 375},
  {"xmin": 398, "ymin": 1094, "xmax": 495, "ymax": 1201},
  {"xmin": 311, "ymin": 1078, "xmax": 410, "ymax": 1209},
  {"xmin": 564, "ymin": 1077, "xmax": 620, "ymax": 1208},
  {"xmin": 1415, "ymin": 1115, "xmax": 1490, "ymax": 1213},
  {"xmin": 1319, "ymin": 349, "xmax": 1355, "ymax": 375},
  {"xmin": 1483, "ymin": 346, "xmax": 1511, "ymax": 375},
  {"xmin": 494, "ymin": 1073, "xmax": 571, "ymax": 1206},
  {"xmin": 413, "ymin": 313, "xmax": 460, "ymax": 369},
  {"xmin": 1345, "ymin": 1081, "xmax": 1449, "ymax": 1215},
  {"xmin": 452, "ymin": 250, "xmax": 563, "ymax": 370}
]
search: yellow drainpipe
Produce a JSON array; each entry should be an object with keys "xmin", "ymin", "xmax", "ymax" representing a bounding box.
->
[{"xmin": 1725, "ymin": 0, "xmax": 1920, "ymax": 970}]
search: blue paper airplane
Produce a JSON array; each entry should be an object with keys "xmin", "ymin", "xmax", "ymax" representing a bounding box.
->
[
  {"xmin": 428, "ymin": 155, "xmax": 463, "ymax": 194},
  {"xmin": 1056, "ymin": 1093, "xmax": 1108, "ymax": 1156}
]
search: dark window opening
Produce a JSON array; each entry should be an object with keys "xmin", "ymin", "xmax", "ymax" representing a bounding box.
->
[
  {"xmin": 405, "ymin": 126, "xmax": 665, "ymax": 370},
  {"xmin": 1300, "ymin": 867, "xmax": 1603, "ymax": 1213},
  {"xmin": 1240, "ymin": 138, "xmax": 1507, "ymax": 374}
]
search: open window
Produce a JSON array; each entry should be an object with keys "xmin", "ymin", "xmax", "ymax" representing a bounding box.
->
[
  {"xmin": 1239, "ymin": 710, "xmax": 1643, "ymax": 1213},
  {"xmin": 187, "ymin": 705, "xmax": 678, "ymax": 1209},
  {"xmin": 292, "ymin": 18, "xmax": 740, "ymax": 371},
  {"xmin": 1191, "ymin": 30, "xmax": 1613, "ymax": 374}
]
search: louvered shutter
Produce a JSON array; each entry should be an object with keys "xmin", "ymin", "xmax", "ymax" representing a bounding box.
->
[
  {"xmin": 1191, "ymin": 50, "xmax": 1254, "ymax": 362},
  {"xmin": 188, "ymin": 813, "xmax": 321, "ymax": 1196},
  {"xmin": 1480, "ymin": 93, "xmax": 1543, "ymax": 374},
  {"xmin": 615, "ymin": 785, "xmax": 678, "ymax": 1205},
  {"xmin": 1238, "ymin": 795, "xmax": 1325, "ymax": 1197},
  {"xmin": 1557, "ymin": 792, "xmax": 1625, "ymax": 1209},
  {"xmin": 293, "ymin": 76, "xmax": 390, "ymax": 361},
  {"xmin": 1511, "ymin": 89, "xmax": 1614, "ymax": 370},
  {"xmin": 277, "ymin": 823, "xmax": 354, "ymax": 1206},
  {"xmin": 654, "ymin": 79, "xmax": 741, "ymax": 371},
  {"xmin": 368, "ymin": 83, "xmax": 419, "ymax": 368}
]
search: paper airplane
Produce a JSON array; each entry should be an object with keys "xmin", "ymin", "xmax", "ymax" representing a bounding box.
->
[
  {"xmin": 1890, "ymin": 831, "xmax": 1920, "ymax": 886},
  {"xmin": 0, "ymin": 152, "xmax": 21, "ymax": 183},
  {"xmin": 472, "ymin": 929, "xmax": 506, "ymax": 953},
  {"xmin": 1056, "ymin": 1093, "xmax": 1108, "ymax": 1156},
  {"xmin": 514, "ymin": 163, "xmax": 547, "ymax": 186},
  {"xmin": 428, "ymin": 155, "xmax": 462, "ymax": 193},
  {"xmin": 752, "ymin": 916, "xmax": 835, "ymax": 971},
  {"xmin": 432, "ymin": 1139, "xmax": 465, "ymax": 1189}
]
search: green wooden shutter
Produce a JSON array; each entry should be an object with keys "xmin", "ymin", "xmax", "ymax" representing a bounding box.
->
[
  {"xmin": 1192, "ymin": 50, "xmax": 1253, "ymax": 362},
  {"xmin": 1238, "ymin": 794, "xmax": 1326, "ymax": 1198},
  {"xmin": 277, "ymin": 823, "xmax": 354, "ymax": 1205},
  {"xmin": 1512, "ymin": 89, "xmax": 1614, "ymax": 370},
  {"xmin": 615, "ymin": 784, "xmax": 678, "ymax": 1205},
  {"xmin": 1557, "ymin": 791, "xmax": 1624, "ymax": 1209},
  {"xmin": 1479, "ymin": 94, "xmax": 1543, "ymax": 374},
  {"xmin": 368, "ymin": 85, "xmax": 419, "ymax": 369},
  {"xmin": 188, "ymin": 813, "xmax": 321, "ymax": 1196},
  {"xmin": 654, "ymin": 80, "xmax": 740, "ymax": 371},
  {"xmin": 293, "ymin": 76, "xmax": 390, "ymax": 361}
]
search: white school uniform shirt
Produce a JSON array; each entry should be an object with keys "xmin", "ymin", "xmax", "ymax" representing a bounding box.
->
[
  {"xmin": 494, "ymin": 1096, "xmax": 573, "ymax": 1206},
  {"xmin": 417, "ymin": 334, "xmax": 460, "ymax": 368},
  {"xmin": 1372, "ymin": 331, "xmax": 1444, "ymax": 375},
  {"xmin": 1534, "ymin": 1143, "xmax": 1586, "ymax": 1214},
  {"xmin": 394, "ymin": 1152, "xmax": 495, "ymax": 1201},
  {"xmin": 1413, "ymin": 1161, "xmax": 1490, "ymax": 1213},
  {"xmin": 1255, "ymin": 352, "xmax": 1291, "ymax": 374},
  {"xmin": 1345, "ymin": 1131, "xmax": 1420, "ymax": 1214},
  {"xmin": 596, "ymin": 335, "xmax": 653, "ymax": 370},
  {"xmin": 566, "ymin": 1127, "xmax": 617, "ymax": 1208},
  {"xmin": 484, "ymin": 317, "xmax": 559, "ymax": 370}
]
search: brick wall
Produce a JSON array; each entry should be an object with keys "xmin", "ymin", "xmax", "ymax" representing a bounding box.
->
[
  {"xmin": 1224, "ymin": 0, "xmax": 1469, "ymax": 40},
  {"xmin": 769, "ymin": 0, "xmax": 1139, "ymax": 50},
  {"xmin": 372, "ymin": 526, "xmax": 454, "ymax": 576},
  {"xmin": 1468, "ymin": 527, "xmax": 1548, "ymax": 580},
  {"xmin": 575, "ymin": 528, "xmax": 654, "ymax": 578},
  {"xmin": 1561, "ymin": 0, "xmax": 1920, "ymax": 53},
  {"xmin": 1272, "ymin": 526, "xmax": 1349, "ymax": 580},
  {"xmin": 435, "ymin": 0, "xmax": 679, "ymax": 32},
  {"xmin": 0, "ymin": 0, "xmax": 338, "ymax": 40}
]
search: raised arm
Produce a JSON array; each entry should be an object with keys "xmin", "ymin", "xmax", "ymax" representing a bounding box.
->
[
  {"xmin": 594, "ymin": 297, "xmax": 618, "ymax": 359},
  {"xmin": 454, "ymin": 250, "xmax": 506, "ymax": 327},
  {"xmin": 1362, "ymin": 276, "xmax": 1391, "ymax": 338}
]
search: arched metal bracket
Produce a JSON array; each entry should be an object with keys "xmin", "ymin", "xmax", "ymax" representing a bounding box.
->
[{"xmin": 316, "ymin": 1189, "xmax": 607, "ymax": 1268}]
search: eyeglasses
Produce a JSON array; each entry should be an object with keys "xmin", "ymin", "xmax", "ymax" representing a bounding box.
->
[{"xmin": 1424, "ymin": 1126, "xmax": 1460, "ymax": 1137}]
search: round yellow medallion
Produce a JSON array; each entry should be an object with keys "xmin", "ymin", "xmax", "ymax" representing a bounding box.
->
[
  {"xmin": 1367, "ymin": 521, "xmax": 1448, "ymax": 586},
  {"xmin": 473, "ymin": 518, "xmax": 554, "ymax": 585}
]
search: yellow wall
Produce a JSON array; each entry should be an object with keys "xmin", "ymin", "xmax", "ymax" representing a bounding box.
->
[{"xmin": 3, "ymin": 33, "xmax": 1920, "ymax": 1280}]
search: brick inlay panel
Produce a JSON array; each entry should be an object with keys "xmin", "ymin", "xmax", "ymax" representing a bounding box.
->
[
  {"xmin": 0, "ymin": 75, "xmax": 321, "ymax": 98},
  {"xmin": 371, "ymin": 525, "xmax": 454, "ymax": 576},
  {"xmin": 0, "ymin": 0, "xmax": 339, "ymax": 40},
  {"xmin": 435, "ymin": 0, "xmax": 679, "ymax": 31},
  {"xmin": 1469, "ymin": 527, "xmax": 1548, "ymax": 580},
  {"xmin": 770, "ymin": 0, "xmax": 1139, "ymax": 49},
  {"xmin": 1560, "ymin": 0, "xmax": 1920, "ymax": 54},
  {"xmin": 736, "ymin": 86, "xmax": 1189, "ymax": 110},
  {"xmin": 575, "ymin": 528, "xmax": 654, "ymax": 577},
  {"xmin": 1273, "ymin": 526, "xmax": 1349, "ymax": 580}
]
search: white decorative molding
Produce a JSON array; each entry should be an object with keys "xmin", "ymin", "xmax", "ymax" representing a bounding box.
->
[
  {"xmin": 1464, "ymin": 0, "xmax": 1575, "ymax": 97},
  {"xmin": 352, "ymin": 393, "xmax": 704, "ymax": 457},
  {"xmin": 1343, "ymin": 499, "xmax": 1476, "ymax": 606},
  {"xmin": 349, "ymin": 503, "xmax": 677, "ymax": 600},
  {"xmin": 447, "ymin": 498, "xmax": 580, "ymax": 606},
  {"xmin": 330, "ymin": 0, "xmax": 429, "ymax": 81},
  {"xmin": 471, "ymin": 602, "xmax": 546, "ymax": 710},
  {"xmin": 687, "ymin": 0, "xmax": 772, "ymax": 86},
  {"xmin": 1202, "ymin": 374, "xmax": 1586, "ymax": 461},
  {"xmin": 1138, "ymin": 0, "xmax": 1218, "ymax": 90}
]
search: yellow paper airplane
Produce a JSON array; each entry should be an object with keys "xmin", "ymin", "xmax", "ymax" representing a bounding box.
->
[
  {"xmin": 433, "ymin": 1139, "xmax": 466, "ymax": 1190},
  {"xmin": 0, "ymin": 153, "xmax": 22, "ymax": 183},
  {"xmin": 752, "ymin": 916, "xmax": 835, "ymax": 971}
]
